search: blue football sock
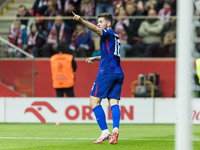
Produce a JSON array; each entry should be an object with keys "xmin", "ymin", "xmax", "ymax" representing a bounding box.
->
[
  {"xmin": 111, "ymin": 104, "xmax": 121, "ymax": 129},
  {"xmin": 92, "ymin": 105, "xmax": 108, "ymax": 131}
]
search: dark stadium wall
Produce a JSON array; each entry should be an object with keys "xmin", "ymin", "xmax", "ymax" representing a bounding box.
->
[{"xmin": 0, "ymin": 59, "xmax": 175, "ymax": 97}]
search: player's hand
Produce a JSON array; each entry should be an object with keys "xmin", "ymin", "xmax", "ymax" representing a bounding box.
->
[
  {"xmin": 72, "ymin": 11, "xmax": 82, "ymax": 22},
  {"xmin": 86, "ymin": 57, "xmax": 96, "ymax": 64}
]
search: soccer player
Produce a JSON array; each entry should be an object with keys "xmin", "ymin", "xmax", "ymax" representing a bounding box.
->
[{"xmin": 72, "ymin": 12, "xmax": 124, "ymax": 144}]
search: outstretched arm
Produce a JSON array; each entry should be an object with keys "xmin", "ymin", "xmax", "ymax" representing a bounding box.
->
[
  {"xmin": 86, "ymin": 56, "xmax": 101, "ymax": 64},
  {"xmin": 72, "ymin": 11, "xmax": 103, "ymax": 36}
]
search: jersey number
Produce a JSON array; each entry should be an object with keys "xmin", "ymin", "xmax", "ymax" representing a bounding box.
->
[{"xmin": 114, "ymin": 37, "xmax": 121, "ymax": 57}]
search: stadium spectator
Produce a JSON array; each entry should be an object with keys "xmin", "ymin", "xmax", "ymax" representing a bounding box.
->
[
  {"xmin": 6, "ymin": 19, "xmax": 27, "ymax": 57},
  {"xmin": 113, "ymin": 6, "xmax": 129, "ymax": 53},
  {"xmin": 119, "ymin": 2, "xmax": 143, "ymax": 57},
  {"xmin": 42, "ymin": 15, "xmax": 69, "ymax": 57},
  {"xmin": 80, "ymin": 0, "xmax": 96, "ymax": 25},
  {"xmin": 143, "ymin": 0, "xmax": 158, "ymax": 15},
  {"xmin": 80, "ymin": 0, "xmax": 95, "ymax": 16},
  {"xmin": 161, "ymin": 17, "xmax": 176, "ymax": 57},
  {"xmin": 130, "ymin": 9, "xmax": 164, "ymax": 57},
  {"xmin": 63, "ymin": 2, "xmax": 83, "ymax": 43},
  {"xmin": 27, "ymin": 23, "xmax": 48, "ymax": 57},
  {"xmin": 135, "ymin": 0, "xmax": 147, "ymax": 13},
  {"xmin": 156, "ymin": 0, "xmax": 176, "ymax": 15},
  {"xmin": 45, "ymin": 0, "xmax": 59, "ymax": 16},
  {"xmin": 124, "ymin": 0, "xmax": 148, "ymax": 13},
  {"xmin": 50, "ymin": 42, "xmax": 77, "ymax": 97},
  {"xmin": 43, "ymin": 0, "xmax": 59, "ymax": 32},
  {"xmin": 57, "ymin": 0, "xmax": 68, "ymax": 14},
  {"xmin": 158, "ymin": 1, "xmax": 172, "ymax": 23},
  {"xmin": 64, "ymin": 1, "xmax": 82, "ymax": 17},
  {"xmin": 17, "ymin": 5, "xmax": 31, "ymax": 28},
  {"xmin": 70, "ymin": 23, "xmax": 94, "ymax": 57},
  {"xmin": 95, "ymin": 0, "xmax": 113, "ymax": 15},
  {"xmin": 17, "ymin": 5, "xmax": 35, "ymax": 34},
  {"xmin": 113, "ymin": 0, "xmax": 123, "ymax": 15},
  {"xmin": 57, "ymin": 0, "xmax": 81, "ymax": 14},
  {"xmin": 30, "ymin": 0, "xmax": 48, "ymax": 16}
]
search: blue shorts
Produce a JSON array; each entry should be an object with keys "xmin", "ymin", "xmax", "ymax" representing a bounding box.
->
[{"xmin": 90, "ymin": 73, "xmax": 124, "ymax": 99}]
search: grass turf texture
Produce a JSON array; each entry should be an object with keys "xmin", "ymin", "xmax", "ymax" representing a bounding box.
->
[{"xmin": 0, "ymin": 123, "xmax": 200, "ymax": 150}]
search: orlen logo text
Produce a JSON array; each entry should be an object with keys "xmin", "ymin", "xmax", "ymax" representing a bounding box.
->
[
  {"xmin": 192, "ymin": 110, "xmax": 200, "ymax": 121},
  {"xmin": 65, "ymin": 105, "xmax": 134, "ymax": 120},
  {"xmin": 25, "ymin": 101, "xmax": 133, "ymax": 122},
  {"xmin": 25, "ymin": 101, "xmax": 57, "ymax": 123}
]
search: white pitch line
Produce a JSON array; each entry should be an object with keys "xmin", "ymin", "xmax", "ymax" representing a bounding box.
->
[
  {"xmin": 0, "ymin": 137, "xmax": 200, "ymax": 141},
  {"xmin": 0, "ymin": 137, "xmax": 96, "ymax": 140}
]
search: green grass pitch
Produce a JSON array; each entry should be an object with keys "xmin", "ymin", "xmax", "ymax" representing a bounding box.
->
[{"xmin": 0, "ymin": 123, "xmax": 200, "ymax": 150}]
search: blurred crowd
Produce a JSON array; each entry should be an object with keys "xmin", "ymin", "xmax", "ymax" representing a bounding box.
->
[{"xmin": 5, "ymin": 0, "xmax": 179, "ymax": 58}]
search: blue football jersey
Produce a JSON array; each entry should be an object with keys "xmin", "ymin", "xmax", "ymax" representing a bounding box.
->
[{"xmin": 98, "ymin": 29, "xmax": 123, "ymax": 74}]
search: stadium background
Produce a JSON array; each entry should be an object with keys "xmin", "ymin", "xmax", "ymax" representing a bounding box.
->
[{"xmin": 0, "ymin": 0, "xmax": 200, "ymax": 149}]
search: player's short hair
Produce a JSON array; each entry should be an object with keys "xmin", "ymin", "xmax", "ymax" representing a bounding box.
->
[{"xmin": 98, "ymin": 13, "xmax": 113, "ymax": 25}]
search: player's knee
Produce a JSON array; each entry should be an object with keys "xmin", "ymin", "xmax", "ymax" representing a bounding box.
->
[
  {"xmin": 90, "ymin": 100, "xmax": 98, "ymax": 108},
  {"xmin": 108, "ymin": 98, "xmax": 119, "ymax": 107},
  {"xmin": 90, "ymin": 101, "xmax": 95, "ymax": 108},
  {"xmin": 90, "ymin": 96, "xmax": 101, "ymax": 108}
]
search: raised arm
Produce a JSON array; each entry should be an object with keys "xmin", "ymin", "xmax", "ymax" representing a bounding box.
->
[{"xmin": 72, "ymin": 11, "xmax": 103, "ymax": 36}]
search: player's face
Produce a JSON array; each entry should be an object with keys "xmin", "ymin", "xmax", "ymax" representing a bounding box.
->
[{"xmin": 97, "ymin": 17, "xmax": 108, "ymax": 29}]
